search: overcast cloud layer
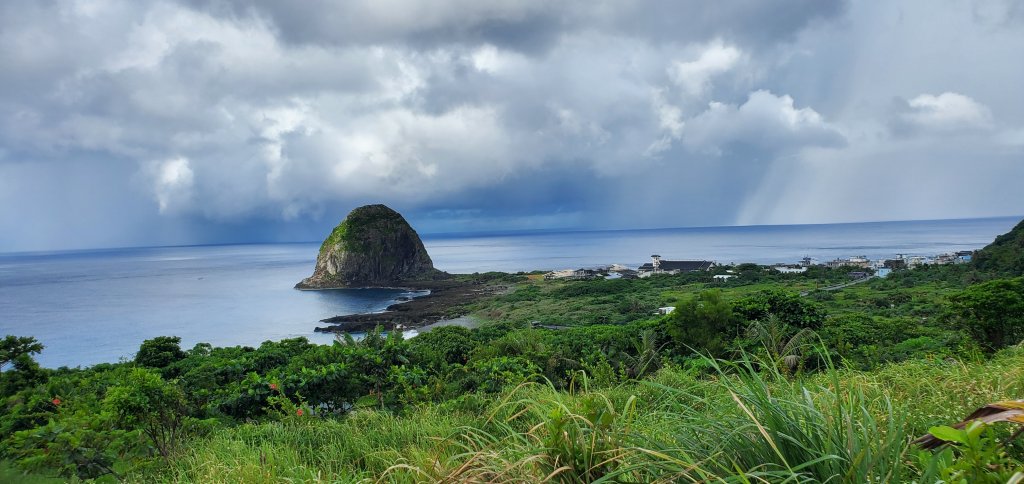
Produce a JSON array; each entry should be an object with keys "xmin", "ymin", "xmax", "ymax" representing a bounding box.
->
[{"xmin": 1, "ymin": 0, "xmax": 1022, "ymax": 251}]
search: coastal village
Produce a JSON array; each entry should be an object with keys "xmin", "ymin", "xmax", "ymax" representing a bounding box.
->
[{"xmin": 543, "ymin": 250, "xmax": 977, "ymax": 282}]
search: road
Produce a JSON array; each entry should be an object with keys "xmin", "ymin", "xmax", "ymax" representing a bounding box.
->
[{"xmin": 800, "ymin": 276, "xmax": 874, "ymax": 296}]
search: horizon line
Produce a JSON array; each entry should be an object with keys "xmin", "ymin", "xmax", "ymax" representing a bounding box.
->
[{"xmin": 1, "ymin": 213, "xmax": 1020, "ymax": 258}]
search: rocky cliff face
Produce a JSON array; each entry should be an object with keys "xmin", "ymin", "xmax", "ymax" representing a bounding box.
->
[{"xmin": 296, "ymin": 204, "xmax": 442, "ymax": 289}]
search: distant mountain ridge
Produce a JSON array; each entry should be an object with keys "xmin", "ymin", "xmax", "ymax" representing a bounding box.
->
[{"xmin": 971, "ymin": 217, "xmax": 1024, "ymax": 276}]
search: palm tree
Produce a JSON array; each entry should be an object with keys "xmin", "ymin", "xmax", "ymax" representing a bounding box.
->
[
  {"xmin": 747, "ymin": 314, "xmax": 816, "ymax": 376},
  {"xmin": 618, "ymin": 329, "xmax": 664, "ymax": 379}
]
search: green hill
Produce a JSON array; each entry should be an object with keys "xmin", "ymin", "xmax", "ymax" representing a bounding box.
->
[{"xmin": 972, "ymin": 218, "xmax": 1024, "ymax": 276}]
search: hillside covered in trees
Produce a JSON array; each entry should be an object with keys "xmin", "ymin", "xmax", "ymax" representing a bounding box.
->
[{"xmin": 973, "ymin": 218, "xmax": 1024, "ymax": 276}]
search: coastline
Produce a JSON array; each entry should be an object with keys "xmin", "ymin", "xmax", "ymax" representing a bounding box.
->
[
  {"xmin": 313, "ymin": 278, "xmax": 509, "ymax": 334},
  {"xmin": 294, "ymin": 285, "xmax": 431, "ymax": 292},
  {"xmin": 5, "ymin": 216, "xmax": 1012, "ymax": 368}
]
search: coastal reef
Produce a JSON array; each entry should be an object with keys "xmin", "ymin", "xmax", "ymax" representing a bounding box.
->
[{"xmin": 296, "ymin": 204, "xmax": 443, "ymax": 289}]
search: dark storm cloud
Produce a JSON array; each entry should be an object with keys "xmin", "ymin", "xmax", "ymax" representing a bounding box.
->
[
  {"xmin": 176, "ymin": 0, "xmax": 570, "ymax": 53},
  {"xmin": 599, "ymin": 0, "xmax": 847, "ymax": 49},
  {"xmin": 0, "ymin": 0, "xmax": 1021, "ymax": 252},
  {"xmin": 178, "ymin": 0, "xmax": 846, "ymax": 53}
]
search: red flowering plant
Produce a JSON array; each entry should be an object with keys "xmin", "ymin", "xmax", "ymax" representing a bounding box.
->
[{"xmin": 264, "ymin": 379, "xmax": 313, "ymax": 424}]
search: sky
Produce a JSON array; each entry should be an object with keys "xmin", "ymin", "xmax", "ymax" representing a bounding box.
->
[{"xmin": 0, "ymin": 0, "xmax": 1022, "ymax": 252}]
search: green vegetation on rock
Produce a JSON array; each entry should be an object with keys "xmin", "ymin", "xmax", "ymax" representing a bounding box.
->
[
  {"xmin": 318, "ymin": 219, "xmax": 349, "ymax": 255},
  {"xmin": 298, "ymin": 204, "xmax": 440, "ymax": 288}
]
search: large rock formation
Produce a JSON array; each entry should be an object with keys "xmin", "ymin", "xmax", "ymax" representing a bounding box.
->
[{"xmin": 296, "ymin": 204, "xmax": 442, "ymax": 289}]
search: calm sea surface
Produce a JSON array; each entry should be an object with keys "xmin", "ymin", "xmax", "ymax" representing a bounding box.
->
[{"xmin": 1, "ymin": 216, "xmax": 1018, "ymax": 367}]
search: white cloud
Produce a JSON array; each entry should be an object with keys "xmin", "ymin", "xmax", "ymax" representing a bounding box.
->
[
  {"xmin": 668, "ymin": 40, "xmax": 742, "ymax": 96},
  {"xmin": 468, "ymin": 44, "xmax": 528, "ymax": 74},
  {"xmin": 151, "ymin": 156, "xmax": 194, "ymax": 214},
  {"xmin": 552, "ymin": 106, "xmax": 611, "ymax": 146},
  {"xmin": 644, "ymin": 91, "xmax": 685, "ymax": 157},
  {"xmin": 655, "ymin": 95, "xmax": 685, "ymax": 138},
  {"xmin": 900, "ymin": 92, "xmax": 994, "ymax": 131},
  {"xmin": 683, "ymin": 90, "xmax": 844, "ymax": 154},
  {"xmin": 261, "ymin": 104, "xmax": 522, "ymax": 213}
]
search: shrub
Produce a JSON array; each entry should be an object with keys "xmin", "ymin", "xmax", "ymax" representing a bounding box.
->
[
  {"xmin": 734, "ymin": 289, "xmax": 827, "ymax": 329},
  {"xmin": 134, "ymin": 336, "xmax": 185, "ymax": 370},
  {"xmin": 665, "ymin": 290, "xmax": 740, "ymax": 357},
  {"xmin": 103, "ymin": 368, "xmax": 189, "ymax": 459},
  {"xmin": 466, "ymin": 356, "xmax": 541, "ymax": 393},
  {"xmin": 915, "ymin": 421, "xmax": 1024, "ymax": 483},
  {"xmin": 947, "ymin": 277, "xmax": 1024, "ymax": 350},
  {"xmin": 7, "ymin": 410, "xmax": 134, "ymax": 481},
  {"xmin": 409, "ymin": 325, "xmax": 475, "ymax": 370}
]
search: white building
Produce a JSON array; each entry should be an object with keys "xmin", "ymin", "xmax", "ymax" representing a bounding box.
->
[{"xmin": 772, "ymin": 265, "xmax": 807, "ymax": 274}]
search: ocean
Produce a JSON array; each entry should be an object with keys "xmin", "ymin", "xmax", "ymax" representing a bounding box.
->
[{"xmin": 0, "ymin": 216, "xmax": 1018, "ymax": 368}]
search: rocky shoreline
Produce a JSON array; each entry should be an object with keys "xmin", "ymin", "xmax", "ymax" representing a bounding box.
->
[{"xmin": 313, "ymin": 279, "xmax": 508, "ymax": 334}]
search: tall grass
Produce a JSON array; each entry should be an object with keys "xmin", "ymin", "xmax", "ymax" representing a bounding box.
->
[
  {"xmin": 162, "ymin": 408, "xmax": 472, "ymax": 483},
  {"xmin": 162, "ymin": 347, "xmax": 1024, "ymax": 483},
  {"xmin": 379, "ymin": 355, "xmax": 912, "ymax": 482},
  {"xmin": 631, "ymin": 356, "xmax": 911, "ymax": 482}
]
